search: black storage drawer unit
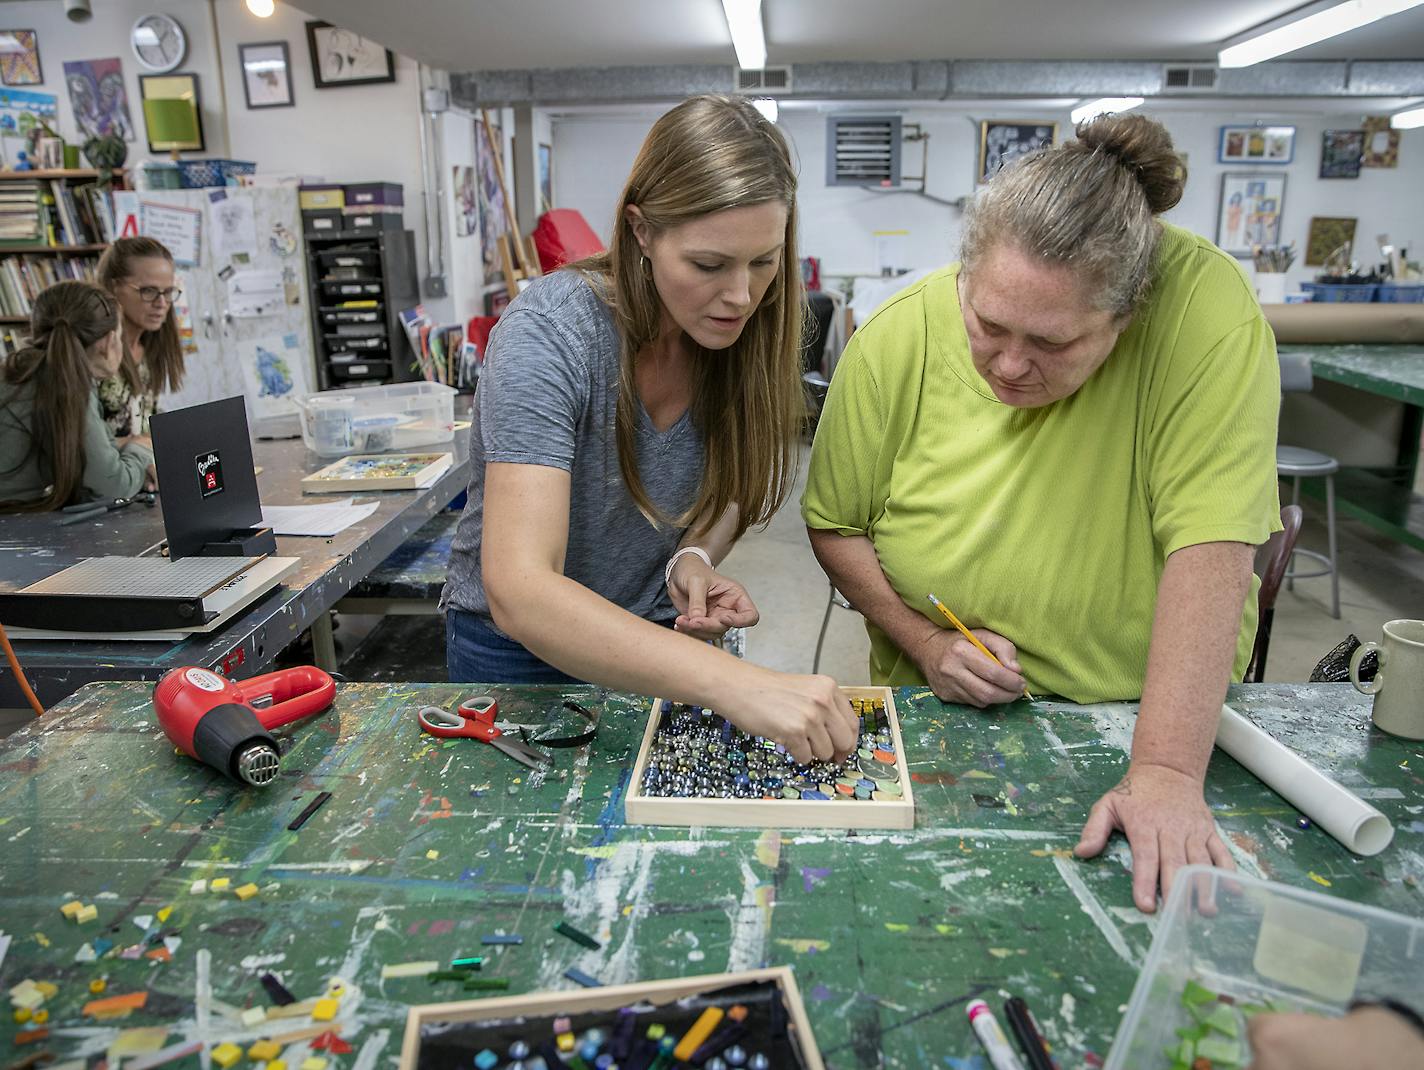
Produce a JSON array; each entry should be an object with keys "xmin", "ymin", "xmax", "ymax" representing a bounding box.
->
[
  {"xmin": 344, "ymin": 182, "xmax": 403, "ymax": 207},
  {"xmin": 303, "ymin": 209, "xmax": 343, "ymax": 235},
  {"xmin": 343, "ymin": 210, "xmax": 401, "ymax": 235}
]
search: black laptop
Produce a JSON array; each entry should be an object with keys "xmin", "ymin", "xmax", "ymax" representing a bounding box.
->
[{"xmin": 150, "ymin": 396, "xmax": 275, "ymax": 559}]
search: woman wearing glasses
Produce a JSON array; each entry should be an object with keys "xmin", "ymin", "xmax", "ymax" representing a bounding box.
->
[{"xmin": 96, "ymin": 237, "xmax": 186, "ymax": 439}]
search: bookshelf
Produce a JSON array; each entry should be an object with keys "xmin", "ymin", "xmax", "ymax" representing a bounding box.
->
[{"xmin": 0, "ymin": 168, "xmax": 127, "ymax": 330}]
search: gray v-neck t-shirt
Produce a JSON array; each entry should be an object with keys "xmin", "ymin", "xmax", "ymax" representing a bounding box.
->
[{"xmin": 441, "ymin": 270, "xmax": 704, "ymax": 630}]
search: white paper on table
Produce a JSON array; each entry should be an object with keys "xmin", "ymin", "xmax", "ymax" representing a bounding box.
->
[
  {"xmin": 260, "ymin": 497, "xmax": 379, "ymax": 536},
  {"xmin": 228, "ymin": 268, "xmax": 285, "ymax": 317},
  {"xmin": 208, "ymin": 190, "xmax": 259, "ymax": 264}
]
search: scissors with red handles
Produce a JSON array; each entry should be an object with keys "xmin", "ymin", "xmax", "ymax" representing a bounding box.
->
[{"xmin": 416, "ymin": 695, "xmax": 553, "ymax": 771}]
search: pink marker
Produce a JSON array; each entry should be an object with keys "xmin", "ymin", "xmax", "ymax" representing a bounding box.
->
[{"xmin": 968, "ymin": 999, "xmax": 1028, "ymax": 1070}]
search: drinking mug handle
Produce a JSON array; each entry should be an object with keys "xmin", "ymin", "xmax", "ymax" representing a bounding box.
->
[{"xmin": 1349, "ymin": 642, "xmax": 1386, "ymax": 695}]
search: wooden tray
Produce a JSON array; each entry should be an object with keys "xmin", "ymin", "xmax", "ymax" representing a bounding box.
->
[
  {"xmin": 399, "ymin": 966, "xmax": 824, "ymax": 1070},
  {"xmin": 624, "ymin": 686, "xmax": 914, "ymax": 830}
]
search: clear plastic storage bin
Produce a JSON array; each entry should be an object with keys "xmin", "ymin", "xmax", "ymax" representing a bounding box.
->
[
  {"xmin": 1106, "ymin": 865, "xmax": 1424, "ymax": 1069},
  {"xmin": 296, "ymin": 381, "xmax": 457, "ymax": 458}
]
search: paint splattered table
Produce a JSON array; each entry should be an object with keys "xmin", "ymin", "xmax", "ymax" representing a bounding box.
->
[
  {"xmin": 1, "ymin": 681, "xmax": 1420, "ymax": 1069},
  {"xmin": 0, "ymin": 434, "xmax": 469, "ymax": 710},
  {"xmin": 1279, "ymin": 343, "xmax": 1424, "ymax": 550}
]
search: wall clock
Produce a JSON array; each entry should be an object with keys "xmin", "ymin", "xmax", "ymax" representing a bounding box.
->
[{"xmin": 131, "ymin": 14, "xmax": 186, "ymax": 73}]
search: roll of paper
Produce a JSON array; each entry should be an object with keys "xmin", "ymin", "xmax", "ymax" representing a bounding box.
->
[{"xmin": 1216, "ymin": 705, "xmax": 1394, "ymax": 856}]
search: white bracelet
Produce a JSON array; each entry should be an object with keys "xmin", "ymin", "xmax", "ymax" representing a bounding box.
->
[{"xmin": 665, "ymin": 546, "xmax": 712, "ymax": 588}]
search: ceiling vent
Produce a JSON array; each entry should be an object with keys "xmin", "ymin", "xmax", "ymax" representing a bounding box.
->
[
  {"xmin": 1162, "ymin": 63, "xmax": 1219, "ymax": 92},
  {"xmin": 825, "ymin": 115, "xmax": 902, "ymax": 187},
  {"xmin": 736, "ymin": 65, "xmax": 792, "ymax": 94}
]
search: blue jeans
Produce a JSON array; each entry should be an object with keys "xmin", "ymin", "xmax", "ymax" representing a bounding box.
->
[{"xmin": 445, "ymin": 609, "xmax": 578, "ymax": 685}]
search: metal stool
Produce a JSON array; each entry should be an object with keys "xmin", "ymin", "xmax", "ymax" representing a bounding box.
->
[
  {"xmin": 1277, "ymin": 353, "xmax": 1340, "ymax": 619},
  {"xmin": 812, "ymin": 583, "xmax": 854, "ymax": 674}
]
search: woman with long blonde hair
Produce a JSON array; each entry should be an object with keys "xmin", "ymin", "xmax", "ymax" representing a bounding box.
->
[{"xmin": 442, "ymin": 95, "xmax": 856, "ymax": 763}]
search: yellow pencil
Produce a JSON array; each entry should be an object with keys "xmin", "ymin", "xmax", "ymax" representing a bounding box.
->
[{"xmin": 927, "ymin": 593, "xmax": 1036, "ymax": 702}]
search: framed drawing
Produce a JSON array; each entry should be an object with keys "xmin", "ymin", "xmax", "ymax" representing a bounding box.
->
[
  {"xmin": 239, "ymin": 41, "xmax": 293, "ymax": 109},
  {"xmin": 1218, "ymin": 124, "xmax": 1295, "ymax": 164},
  {"xmin": 1305, "ymin": 217, "xmax": 1358, "ymax": 267},
  {"xmin": 305, "ymin": 21, "xmax": 395, "ymax": 89},
  {"xmin": 139, "ymin": 72, "xmax": 204, "ymax": 153},
  {"xmin": 0, "ymin": 30, "xmax": 42, "ymax": 86},
  {"xmin": 1362, "ymin": 116, "xmax": 1399, "ymax": 168},
  {"xmin": 1319, "ymin": 129, "xmax": 1364, "ymax": 178},
  {"xmin": 62, "ymin": 57, "xmax": 135, "ymax": 141},
  {"xmin": 978, "ymin": 120, "xmax": 1057, "ymax": 183},
  {"xmin": 1216, "ymin": 173, "xmax": 1286, "ymax": 257}
]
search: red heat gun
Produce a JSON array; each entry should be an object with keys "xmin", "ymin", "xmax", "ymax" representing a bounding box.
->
[{"xmin": 154, "ymin": 666, "xmax": 336, "ymax": 786}]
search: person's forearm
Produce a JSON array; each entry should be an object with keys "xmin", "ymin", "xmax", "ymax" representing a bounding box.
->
[
  {"xmin": 1132, "ymin": 541, "xmax": 1255, "ymax": 781},
  {"xmin": 807, "ymin": 527, "xmax": 938, "ymax": 658},
  {"xmin": 680, "ymin": 505, "xmax": 740, "ymax": 566},
  {"xmin": 488, "ymin": 564, "xmax": 755, "ymax": 707}
]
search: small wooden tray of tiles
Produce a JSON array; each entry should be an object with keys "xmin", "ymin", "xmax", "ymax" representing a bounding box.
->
[{"xmin": 625, "ymin": 686, "xmax": 914, "ymax": 830}]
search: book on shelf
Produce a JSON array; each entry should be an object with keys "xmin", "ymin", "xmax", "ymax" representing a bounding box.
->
[{"xmin": 0, "ymin": 253, "xmax": 102, "ymax": 317}]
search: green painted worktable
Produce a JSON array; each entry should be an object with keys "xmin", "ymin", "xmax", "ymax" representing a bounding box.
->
[
  {"xmin": 2, "ymin": 682, "xmax": 1421, "ymax": 1069},
  {"xmin": 1279, "ymin": 343, "xmax": 1424, "ymax": 550}
]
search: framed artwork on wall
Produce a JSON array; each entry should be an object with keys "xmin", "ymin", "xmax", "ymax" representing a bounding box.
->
[
  {"xmin": 977, "ymin": 121, "xmax": 1056, "ymax": 183},
  {"xmin": 63, "ymin": 57, "xmax": 136, "ymax": 141},
  {"xmin": 1305, "ymin": 217, "xmax": 1358, "ymax": 266},
  {"xmin": 1361, "ymin": 116, "xmax": 1400, "ymax": 168},
  {"xmin": 139, "ymin": 72, "xmax": 204, "ymax": 153},
  {"xmin": 1319, "ymin": 129, "xmax": 1364, "ymax": 178},
  {"xmin": 0, "ymin": 30, "xmax": 42, "ymax": 86},
  {"xmin": 239, "ymin": 41, "xmax": 294, "ymax": 109},
  {"xmin": 306, "ymin": 21, "xmax": 395, "ymax": 89},
  {"xmin": 1216, "ymin": 173, "xmax": 1286, "ymax": 257},
  {"xmin": 1218, "ymin": 124, "xmax": 1295, "ymax": 164}
]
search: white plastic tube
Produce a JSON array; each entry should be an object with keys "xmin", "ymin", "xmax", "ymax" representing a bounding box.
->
[{"xmin": 1216, "ymin": 704, "xmax": 1394, "ymax": 856}]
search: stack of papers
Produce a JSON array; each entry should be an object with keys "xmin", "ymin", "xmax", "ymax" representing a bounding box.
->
[{"xmin": 260, "ymin": 498, "xmax": 380, "ymax": 537}]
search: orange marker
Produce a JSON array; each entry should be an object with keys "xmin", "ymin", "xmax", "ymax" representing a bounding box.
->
[{"xmin": 927, "ymin": 593, "xmax": 1036, "ymax": 702}]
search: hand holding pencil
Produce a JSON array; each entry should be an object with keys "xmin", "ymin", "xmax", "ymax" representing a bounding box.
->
[{"xmin": 924, "ymin": 593, "xmax": 1036, "ymax": 705}]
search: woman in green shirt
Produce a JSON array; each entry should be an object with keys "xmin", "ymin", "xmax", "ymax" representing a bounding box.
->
[
  {"xmin": 0, "ymin": 281, "xmax": 155, "ymax": 511},
  {"xmin": 804, "ymin": 114, "xmax": 1281, "ymax": 913}
]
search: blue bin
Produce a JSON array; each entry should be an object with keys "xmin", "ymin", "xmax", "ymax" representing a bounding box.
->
[
  {"xmin": 1376, "ymin": 283, "xmax": 1424, "ymax": 303},
  {"xmin": 1303, "ymin": 282, "xmax": 1378, "ymax": 303}
]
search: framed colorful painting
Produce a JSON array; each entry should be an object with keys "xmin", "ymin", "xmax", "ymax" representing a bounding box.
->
[
  {"xmin": 0, "ymin": 31, "xmax": 41, "ymax": 86},
  {"xmin": 1362, "ymin": 116, "xmax": 1399, "ymax": 168},
  {"xmin": 1305, "ymin": 217, "xmax": 1358, "ymax": 267},
  {"xmin": 1319, "ymin": 129, "xmax": 1364, "ymax": 178},
  {"xmin": 1216, "ymin": 173, "xmax": 1286, "ymax": 257},
  {"xmin": 1218, "ymin": 125, "xmax": 1295, "ymax": 164}
]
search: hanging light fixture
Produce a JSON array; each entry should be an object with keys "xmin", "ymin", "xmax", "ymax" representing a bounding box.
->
[{"xmin": 246, "ymin": 0, "xmax": 276, "ymax": 18}]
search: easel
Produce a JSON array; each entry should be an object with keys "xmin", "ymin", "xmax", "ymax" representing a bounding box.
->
[{"xmin": 480, "ymin": 108, "xmax": 541, "ymax": 298}]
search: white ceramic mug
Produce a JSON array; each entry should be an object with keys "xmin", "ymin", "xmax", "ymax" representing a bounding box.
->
[{"xmin": 1350, "ymin": 619, "xmax": 1424, "ymax": 740}]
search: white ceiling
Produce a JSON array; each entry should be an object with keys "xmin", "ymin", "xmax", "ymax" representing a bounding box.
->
[{"xmin": 288, "ymin": 0, "xmax": 1424, "ymax": 73}]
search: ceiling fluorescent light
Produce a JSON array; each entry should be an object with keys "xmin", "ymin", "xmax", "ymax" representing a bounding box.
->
[
  {"xmin": 752, "ymin": 98, "xmax": 777, "ymax": 122},
  {"xmin": 246, "ymin": 0, "xmax": 276, "ymax": 16},
  {"xmin": 1071, "ymin": 97, "xmax": 1144, "ymax": 125},
  {"xmin": 721, "ymin": 0, "xmax": 766, "ymax": 71},
  {"xmin": 1392, "ymin": 104, "xmax": 1424, "ymax": 129},
  {"xmin": 1219, "ymin": 0, "xmax": 1424, "ymax": 68}
]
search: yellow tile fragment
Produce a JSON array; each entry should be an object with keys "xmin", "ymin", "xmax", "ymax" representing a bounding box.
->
[
  {"xmin": 267, "ymin": 1061, "xmax": 287, "ymax": 1070},
  {"xmin": 310, "ymin": 998, "xmax": 338, "ymax": 1022},
  {"xmin": 75, "ymin": 905, "xmax": 98, "ymax": 924},
  {"xmin": 247, "ymin": 1040, "xmax": 281, "ymax": 1062},
  {"xmin": 209, "ymin": 878, "xmax": 231, "ymax": 891},
  {"xmin": 60, "ymin": 900, "xmax": 84, "ymax": 919},
  {"xmin": 156, "ymin": 907, "xmax": 173, "ymax": 923},
  {"xmin": 212, "ymin": 1043, "xmax": 243, "ymax": 1068},
  {"xmin": 425, "ymin": 849, "xmax": 439, "ymax": 860},
  {"xmin": 13, "ymin": 1008, "xmax": 32, "ymax": 1024},
  {"xmin": 33, "ymin": 982, "xmax": 58, "ymax": 999},
  {"xmin": 234, "ymin": 883, "xmax": 260, "ymax": 901},
  {"xmin": 300, "ymin": 1059, "xmax": 327, "ymax": 1070}
]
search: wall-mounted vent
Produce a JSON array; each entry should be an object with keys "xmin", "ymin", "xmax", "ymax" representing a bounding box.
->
[
  {"xmin": 736, "ymin": 65, "xmax": 792, "ymax": 93},
  {"xmin": 825, "ymin": 115, "xmax": 902, "ymax": 187},
  {"xmin": 1162, "ymin": 64, "xmax": 1219, "ymax": 92}
]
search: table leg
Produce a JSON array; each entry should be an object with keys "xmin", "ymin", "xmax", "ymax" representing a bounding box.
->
[
  {"xmin": 310, "ymin": 613, "xmax": 337, "ymax": 672},
  {"xmin": 1397, "ymin": 402, "xmax": 1423, "ymax": 490}
]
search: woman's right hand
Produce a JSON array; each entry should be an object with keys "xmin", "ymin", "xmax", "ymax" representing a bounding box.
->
[
  {"xmin": 914, "ymin": 627, "xmax": 1025, "ymax": 707},
  {"xmin": 713, "ymin": 667, "xmax": 859, "ymax": 765}
]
